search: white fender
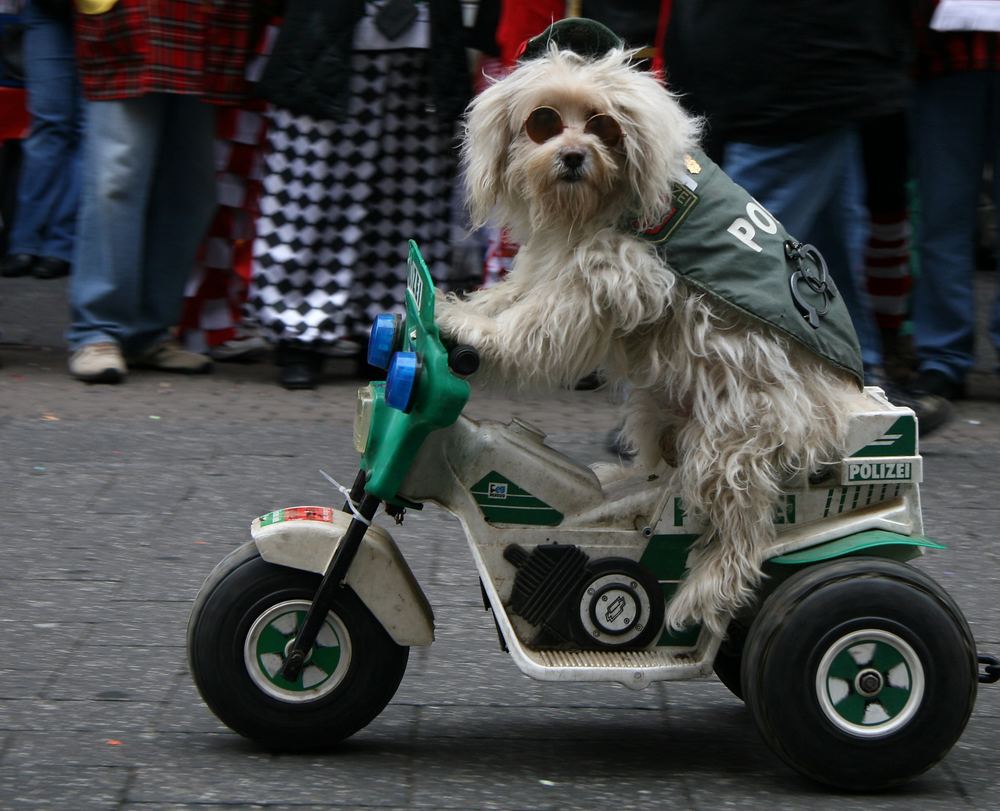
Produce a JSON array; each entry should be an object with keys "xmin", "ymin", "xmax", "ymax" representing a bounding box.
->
[{"xmin": 251, "ymin": 507, "xmax": 434, "ymax": 646}]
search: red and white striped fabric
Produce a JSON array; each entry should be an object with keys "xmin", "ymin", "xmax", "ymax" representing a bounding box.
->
[
  {"xmin": 179, "ymin": 104, "xmax": 266, "ymax": 351},
  {"xmin": 864, "ymin": 212, "xmax": 912, "ymax": 330},
  {"xmin": 179, "ymin": 26, "xmax": 276, "ymax": 352}
]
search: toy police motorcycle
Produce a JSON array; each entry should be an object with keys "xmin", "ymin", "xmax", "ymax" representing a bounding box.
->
[{"xmin": 188, "ymin": 241, "xmax": 996, "ymax": 791}]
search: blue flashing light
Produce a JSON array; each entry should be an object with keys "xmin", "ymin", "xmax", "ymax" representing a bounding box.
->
[
  {"xmin": 385, "ymin": 351, "xmax": 421, "ymax": 412},
  {"xmin": 368, "ymin": 313, "xmax": 402, "ymax": 370}
]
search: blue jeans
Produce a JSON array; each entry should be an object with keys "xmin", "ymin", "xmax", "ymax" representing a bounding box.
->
[
  {"xmin": 723, "ymin": 129, "xmax": 881, "ymax": 372},
  {"xmin": 7, "ymin": 0, "xmax": 82, "ymax": 262},
  {"xmin": 68, "ymin": 94, "xmax": 217, "ymax": 353},
  {"xmin": 911, "ymin": 72, "xmax": 1000, "ymax": 382}
]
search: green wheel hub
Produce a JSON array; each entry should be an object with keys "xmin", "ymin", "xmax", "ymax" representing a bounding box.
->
[
  {"xmin": 815, "ymin": 628, "xmax": 924, "ymax": 737},
  {"xmin": 244, "ymin": 599, "xmax": 352, "ymax": 703}
]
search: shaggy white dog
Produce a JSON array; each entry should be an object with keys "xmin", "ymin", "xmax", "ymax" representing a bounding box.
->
[{"xmin": 436, "ymin": 44, "xmax": 859, "ymax": 637}]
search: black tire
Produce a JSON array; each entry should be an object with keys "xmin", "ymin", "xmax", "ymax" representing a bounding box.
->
[
  {"xmin": 713, "ymin": 618, "xmax": 749, "ymax": 700},
  {"xmin": 187, "ymin": 541, "xmax": 408, "ymax": 750},
  {"xmin": 741, "ymin": 556, "xmax": 977, "ymax": 790}
]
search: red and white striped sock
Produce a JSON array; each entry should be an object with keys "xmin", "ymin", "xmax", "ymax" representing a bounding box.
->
[{"xmin": 864, "ymin": 211, "xmax": 912, "ymax": 331}]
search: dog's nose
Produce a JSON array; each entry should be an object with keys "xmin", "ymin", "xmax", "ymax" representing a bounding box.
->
[{"xmin": 560, "ymin": 149, "xmax": 586, "ymax": 170}]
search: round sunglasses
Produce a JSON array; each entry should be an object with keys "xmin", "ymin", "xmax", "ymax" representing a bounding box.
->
[{"xmin": 523, "ymin": 106, "xmax": 624, "ymax": 149}]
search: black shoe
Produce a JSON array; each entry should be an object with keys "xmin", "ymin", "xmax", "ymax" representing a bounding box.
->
[
  {"xmin": 910, "ymin": 369, "xmax": 965, "ymax": 401},
  {"xmin": 0, "ymin": 253, "xmax": 37, "ymax": 277},
  {"xmin": 33, "ymin": 256, "xmax": 70, "ymax": 279},
  {"xmin": 280, "ymin": 361, "xmax": 321, "ymax": 390},
  {"xmin": 881, "ymin": 383, "xmax": 953, "ymax": 437},
  {"xmin": 276, "ymin": 343, "xmax": 323, "ymax": 390}
]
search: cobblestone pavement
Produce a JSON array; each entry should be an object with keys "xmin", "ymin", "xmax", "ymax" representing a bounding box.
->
[{"xmin": 0, "ymin": 275, "xmax": 998, "ymax": 809}]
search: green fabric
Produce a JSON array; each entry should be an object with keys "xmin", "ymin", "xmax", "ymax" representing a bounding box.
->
[
  {"xmin": 520, "ymin": 18, "xmax": 624, "ymax": 61},
  {"xmin": 634, "ymin": 150, "xmax": 864, "ymax": 385}
]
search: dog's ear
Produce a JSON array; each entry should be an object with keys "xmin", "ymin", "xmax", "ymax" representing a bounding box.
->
[
  {"xmin": 614, "ymin": 70, "xmax": 702, "ymax": 227},
  {"xmin": 461, "ymin": 78, "xmax": 516, "ymax": 229}
]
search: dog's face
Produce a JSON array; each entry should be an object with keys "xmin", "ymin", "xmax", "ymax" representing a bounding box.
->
[
  {"xmin": 462, "ymin": 47, "xmax": 701, "ymax": 239},
  {"xmin": 508, "ymin": 90, "xmax": 626, "ymax": 228}
]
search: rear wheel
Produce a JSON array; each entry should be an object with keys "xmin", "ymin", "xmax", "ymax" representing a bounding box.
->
[
  {"xmin": 188, "ymin": 542, "xmax": 408, "ymax": 750},
  {"xmin": 741, "ymin": 557, "xmax": 977, "ymax": 790},
  {"xmin": 713, "ymin": 618, "xmax": 749, "ymax": 700}
]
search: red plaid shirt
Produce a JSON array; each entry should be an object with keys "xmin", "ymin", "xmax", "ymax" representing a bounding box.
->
[{"xmin": 75, "ymin": 0, "xmax": 253, "ymax": 104}]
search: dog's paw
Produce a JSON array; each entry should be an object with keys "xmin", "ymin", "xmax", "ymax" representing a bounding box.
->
[
  {"xmin": 434, "ymin": 305, "xmax": 497, "ymax": 350},
  {"xmin": 433, "ymin": 295, "xmax": 462, "ymax": 339},
  {"xmin": 664, "ymin": 578, "xmax": 729, "ymax": 639}
]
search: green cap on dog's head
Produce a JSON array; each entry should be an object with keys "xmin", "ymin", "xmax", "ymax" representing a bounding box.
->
[{"xmin": 519, "ymin": 17, "xmax": 624, "ymax": 62}]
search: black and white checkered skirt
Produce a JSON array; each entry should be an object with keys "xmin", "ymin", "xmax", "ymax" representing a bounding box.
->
[{"xmin": 247, "ymin": 50, "xmax": 469, "ymax": 350}]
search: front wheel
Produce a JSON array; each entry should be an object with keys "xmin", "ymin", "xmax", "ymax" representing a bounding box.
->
[
  {"xmin": 187, "ymin": 542, "xmax": 408, "ymax": 750},
  {"xmin": 741, "ymin": 557, "xmax": 977, "ymax": 790}
]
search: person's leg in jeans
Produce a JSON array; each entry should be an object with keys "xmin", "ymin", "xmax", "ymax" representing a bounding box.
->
[
  {"xmin": 911, "ymin": 72, "xmax": 989, "ymax": 387},
  {"xmin": 69, "ymin": 94, "xmax": 217, "ymax": 354},
  {"xmin": 987, "ymin": 72, "xmax": 1000, "ymax": 368},
  {"xmin": 724, "ymin": 130, "xmax": 881, "ymax": 372},
  {"xmin": 805, "ymin": 132, "xmax": 878, "ymax": 374},
  {"xmin": 6, "ymin": 0, "xmax": 81, "ymax": 263},
  {"xmin": 68, "ymin": 96, "xmax": 164, "ymax": 351},
  {"xmin": 130, "ymin": 95, "xmax": 217, "ymax": 354}
]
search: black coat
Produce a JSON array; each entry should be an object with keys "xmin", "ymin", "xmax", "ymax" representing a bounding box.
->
[
  {"xmin": 664, "ymin": 0, "xmax": 914, "ymax": 146},
  {"xmin": 259, "ymin": 0, "xmax": 471, "ymax": 124}
]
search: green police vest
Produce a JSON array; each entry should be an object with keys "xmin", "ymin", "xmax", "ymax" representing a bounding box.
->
[{"xmin": 631, "ymin": 150, "xmax": 864, "ymax": 386}]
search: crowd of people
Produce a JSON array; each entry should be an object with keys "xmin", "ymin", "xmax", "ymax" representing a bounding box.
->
[{"xmin": 0, "ymin": 1, "xmax": 997, "ymax": 426}]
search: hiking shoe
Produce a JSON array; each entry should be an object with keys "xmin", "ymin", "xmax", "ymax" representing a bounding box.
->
[
  {"xmin": 130, "ymin": 339, "xmax": 212, "ymax": 374},
  {"xmin": 882, "ymin": 382, "xmax": 953, "ymax": 437},
  {"xmin": 69, "ymin": 342, "xmax": 126, "ymax": 384}
]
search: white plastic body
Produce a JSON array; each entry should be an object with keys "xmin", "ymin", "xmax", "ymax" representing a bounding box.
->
[
  {"xmin": 251, "ymin": 510, "xmax": 435, "ymax": 647},
  {"xmin": 395, "ymin": 386, "xmax": 924, "ymax": 688},
  {"xmin": 257, "ymin": 386, "xmax": 924, "ymax": 689}
]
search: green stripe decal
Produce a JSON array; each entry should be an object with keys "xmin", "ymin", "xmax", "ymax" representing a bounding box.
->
[
  {"xmin": 471, "ymin": 472, "xmax": 563, "ymax": 526},
  {"xmin": 770, "ymin": 530, "xmax": 945, "ymax": 565},
  {"xmin": 852, "ymin": 416, "xmax": 916, "ymax": 457},
  {"xmin": 639, "ymin": 534, "xmax": 700, "ymax": 580}
]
